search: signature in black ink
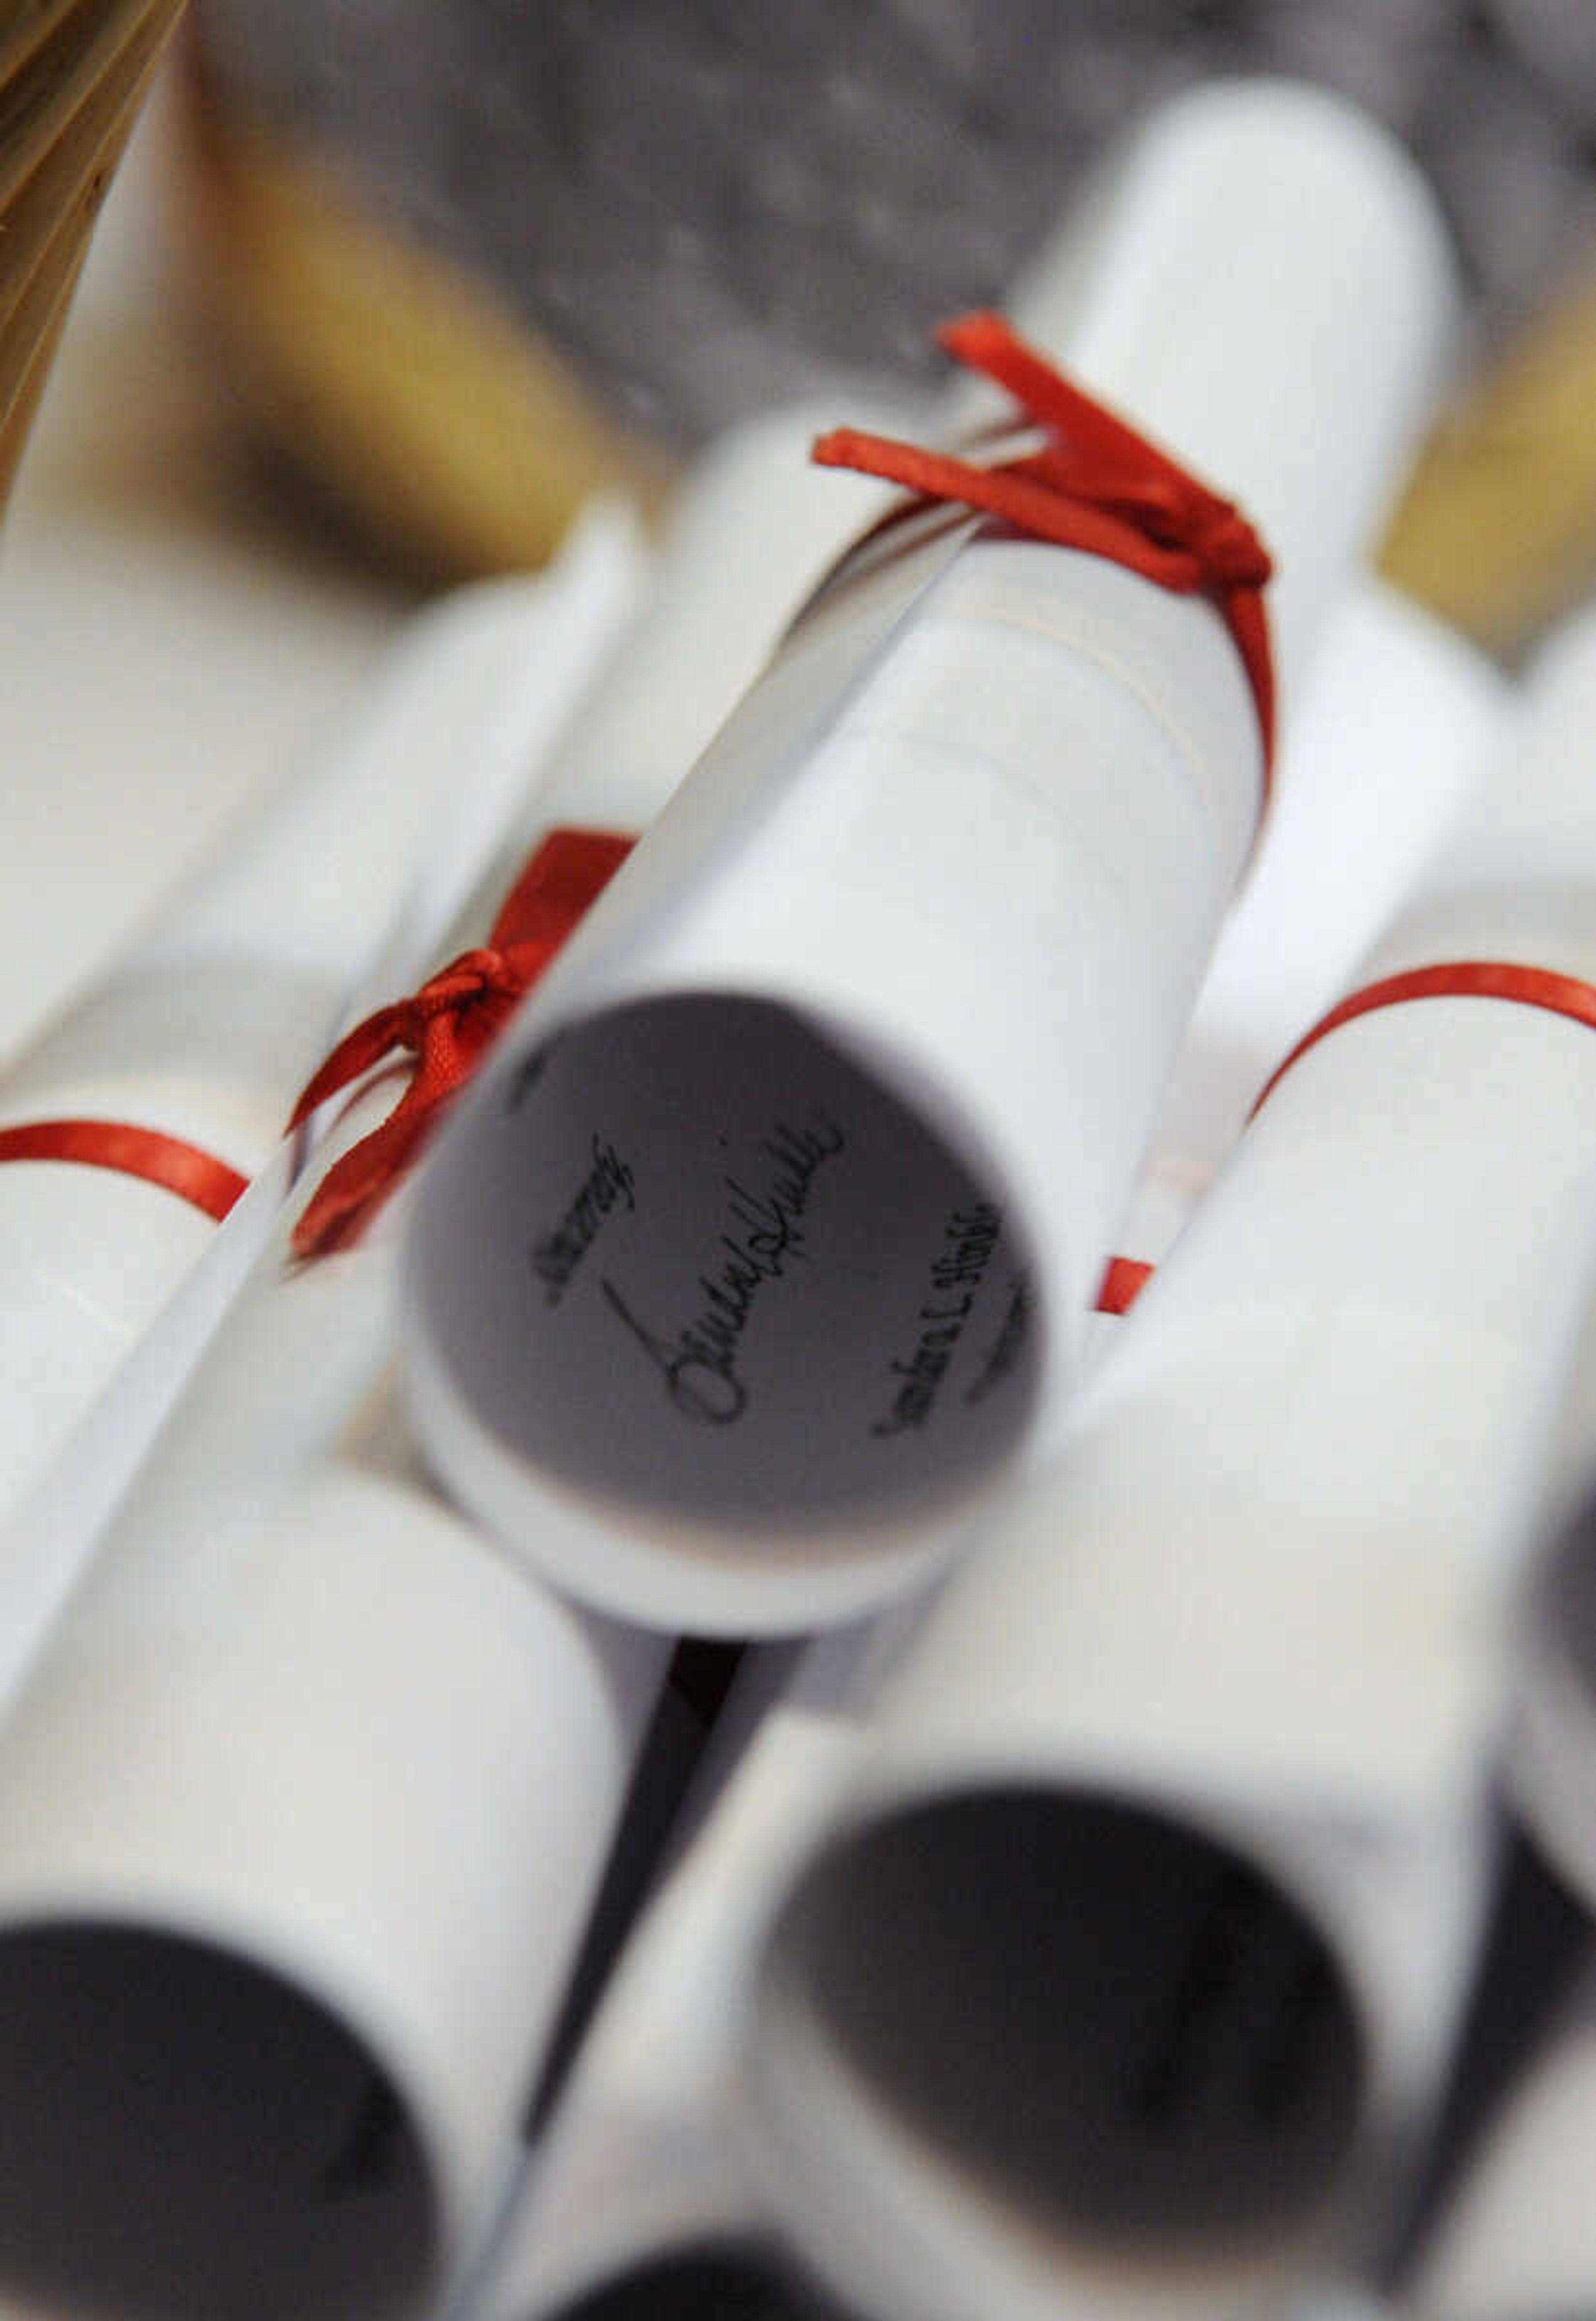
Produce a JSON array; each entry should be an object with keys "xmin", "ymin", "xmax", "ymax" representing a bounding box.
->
[
  {"xmin": 872, "ymin": 1201, "xmax": 1001, "ymax": 1438},
  {"xmin": 601, "ymin": 1109, "xmax": 845, "ymax": 1424},
  {"xmin": 530, "ymin": 1135, "xmax": 636, "ymax": 1307}
]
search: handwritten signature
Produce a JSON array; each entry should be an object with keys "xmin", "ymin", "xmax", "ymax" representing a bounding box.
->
[
  {"xmin": 601, "ymin": 1109, "xmax": 845, "ymax": 1424},
  {"xmin": 530, "ymin": 1135, "xmax": 636, "ymax": 1307}
]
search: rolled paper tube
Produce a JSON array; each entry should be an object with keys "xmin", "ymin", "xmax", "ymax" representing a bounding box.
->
[
  {"xmin": 732, "ymin": 613, "xmax": 1596, "ymax": 2321},
  {"xmin": 0, "ymin": 509, "xmax": 644, "ymax": 1522},
  {"xmin": 0, "ymin": 1081, "xmax": 669, "ymax": 2321},
  {"xmin": 0, "ymin": 403, "xmax": 902, "ymax": 2320},
  {"xmin": 475, "ymin": 1615, "xmax": 927, "ymax": 2321},
  {"xmin": 1121, "ymin": 582, "xmax": 1509, "ymax": 1273},
  {"xmin": 1406, "ymin": 1956, "xmax": 1596, "ymax": 2321},
  {"xmin": 401, "ymin": 77, "xmax": 1456, "ymax": 1636}
]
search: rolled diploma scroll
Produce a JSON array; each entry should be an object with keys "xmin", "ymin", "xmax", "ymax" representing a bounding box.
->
[
  {"xmin": 0, "ymin": 404, "xmax": 901, "ymax": 2321},
  {"xmin": 0, "ymin": 1091, "xmax": 668, "ymax": 2321},
  {"xmin": 473, "ymin": 1614, "xmax": 928, "ymax": 2321},
  {"xmin": 732, "ymin": 617, "xmax": 1596, "ymax": 2321},
  {"xmin": 0, "ymin": 507, "xmax": 644, "ymax": 1523},
  {"xmin": 401, "ymin": 78, "xmax": 1456, "ymax": 1636}
]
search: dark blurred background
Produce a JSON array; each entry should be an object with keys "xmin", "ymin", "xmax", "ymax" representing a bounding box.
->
[{"xmin": 178, "ymin": 1, "xmax": 1596, "ymax": 650}]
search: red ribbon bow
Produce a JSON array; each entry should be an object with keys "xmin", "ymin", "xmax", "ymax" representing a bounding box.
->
[
  {"xmin": 288, "ymin": 825, "xmax": 635, "ymax": 1259},
  {"xmin": 813, "ymin": 310, "xmax": 1276, "ymax": 790}
]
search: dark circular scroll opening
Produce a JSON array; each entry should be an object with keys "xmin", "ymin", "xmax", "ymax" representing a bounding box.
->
[
  {"xmin": 766, "ymin": 1787, "xmax": 1364, "ymax": 2258},
  {"xmin": 413, "ymin": 993, "xmax": 1042, "ymax": 1542},
  {"xmin": 0, "ymin": 1921, "xmax": 436, "ymax": 2321},
  {"xmin": 557, "ymin": 2239, "xmax": 864, "ymax": 2321}
]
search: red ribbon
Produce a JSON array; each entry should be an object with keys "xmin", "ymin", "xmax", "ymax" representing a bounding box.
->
[
  {"xmin": 0, "ymin": 1117, "xmax": 248, "ymax": 1219},
  {"xmin": 1251, "ymin": 960, "xmax": 1596, "ymax": 1118},
  {"xmin": 288, "ymin": 825, "xmax": 635, "ymax": 1260},
  {"xmin": 1095, "ymin": 1253, "xmax": 1155, "ymax": 1316},
  {"xmin": 813, "ymin": 310, "xmax": 1275, "ymax": 795}
]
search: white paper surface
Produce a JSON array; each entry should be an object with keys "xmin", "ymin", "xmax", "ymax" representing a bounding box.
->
[
  {"xmin": 1123, "ymin": 581, "xmax": 1509, "ymax": 1270},
  {"xmin": 402, "ymin": 78, "xmax": 1456, "ymax": 1637},
  {"xmin": 729, "ymin": 618, "xmax": 1596, "ymax": 2321}
]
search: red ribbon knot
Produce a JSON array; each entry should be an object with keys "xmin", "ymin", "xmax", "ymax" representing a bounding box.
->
[
  {"xmin": 813, "ymin": 309, "xmax": 1275, "ymax": 791},
  {"xmin": 288, "ymin": 825, "xmax": 635, "ymax": 1260}
]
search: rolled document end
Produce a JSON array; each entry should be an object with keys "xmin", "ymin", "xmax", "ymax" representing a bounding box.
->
[
  {"xmin": 740, "ymin": 1775, "xmax": 1388, "ymax": 2321},
  {"xmin": 405, "ymin": 987, "xmax": 1049, "ymax": 1636},
  {"xmin": 0, "ymin": 1920, "xmax": 438, "ymax": 2321},
  {"xmin": 0, "ymin": 1467, "xmax": 660, "ymax": 2321},
  {"xmin": 398, "ymin": 540, "xmax": 1245, "ymax": 1636},
  {"xmin": 735, "ymin": 1432, "xmax": 1498, "ymax": 2317}
]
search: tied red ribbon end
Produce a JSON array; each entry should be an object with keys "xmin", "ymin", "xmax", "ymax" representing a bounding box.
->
[
  {"xmin": 288, "ymin": 826, "xmax": 635, "ymax": 1260},
  {"xmin": 813, "ymin": 309, "xmax": 1275, "ymax": 786}
]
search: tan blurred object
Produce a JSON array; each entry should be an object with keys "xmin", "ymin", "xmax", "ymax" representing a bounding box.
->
[
  {"xmin": 179, "ymin": 104, "xmax": 673, "ymax": 582},
  {"xmin": 0, "ymin": 0, "xmax": 186, "ymax": 515},
  {"xmin": 1382, "ymin": 261, "xmax": 1596, "ymax": 661}
]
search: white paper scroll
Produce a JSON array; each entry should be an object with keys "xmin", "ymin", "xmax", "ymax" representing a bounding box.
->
[
  {"xmin": 0, "ymin": 507, "xmax": 645, "ymax": 1526},
  {"xmin": 0, "ymin": 1084, "xmax": 668, "ymax": 2321},
  {"xmin": 729, "ymin": 611, "xmax": 1596, "ymax": 2321},
  {"xmin": 401, "ymin": 78, "xmax": 1456, "ymax": 1637},
  {"xmin": 0, "ymin": 401, "xmax": 903, "ymax": 2321}
]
